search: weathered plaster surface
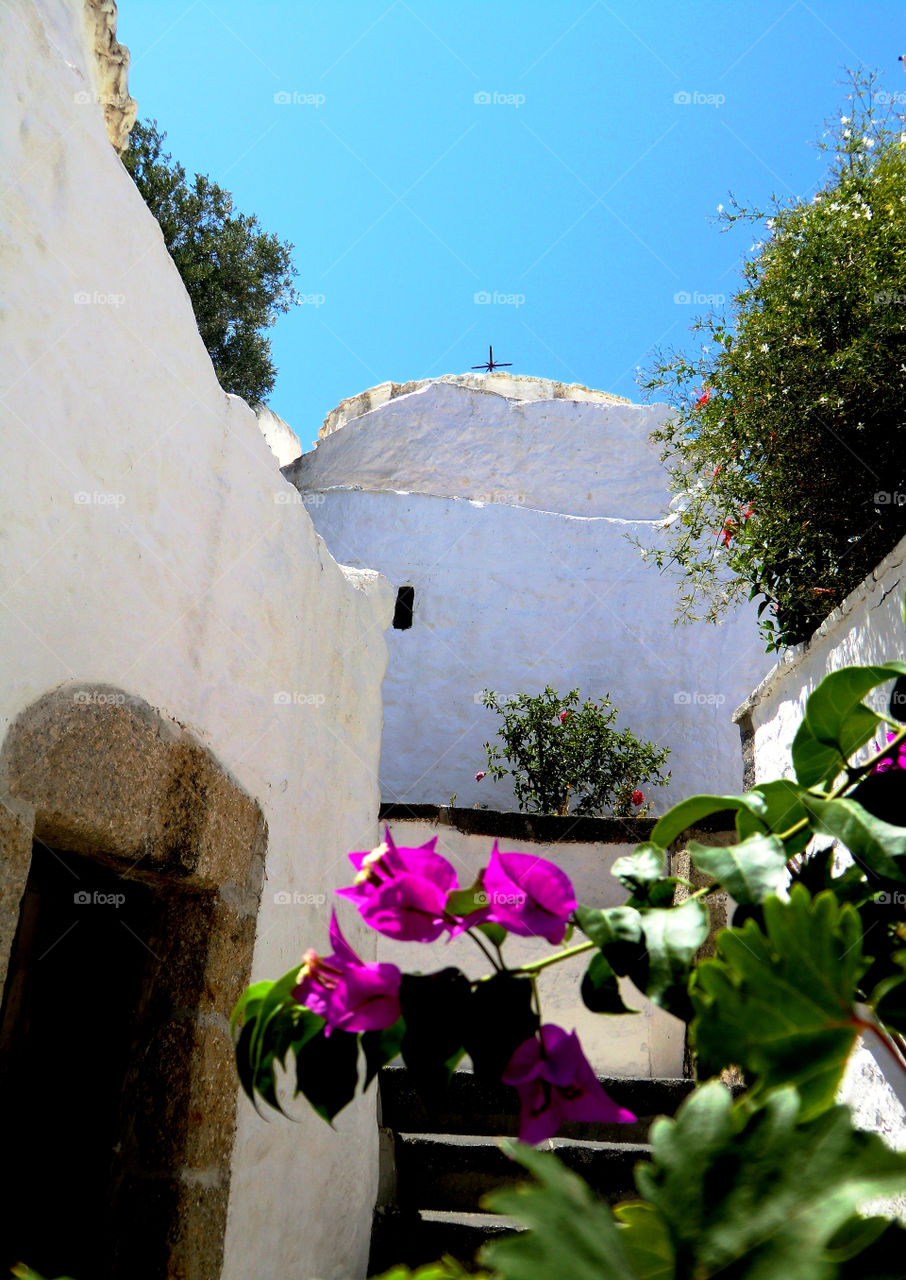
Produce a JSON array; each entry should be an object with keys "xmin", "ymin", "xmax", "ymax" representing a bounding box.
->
[
  {"xmin": 256, "ymin": 404, "xmax": 302, "ymax": 467},
  {"xmin": 292, "ymin": 476, "xmax": 770, "ymax": 810},
  {"xmin": 1, "ymin": 3, "xmax": 392, "ymax": 1276},
  {"xmin": 81, "ymin": 0, "xmax": 137, "ymax": 151},
  {"xmin": 318, "ymin": 373, "xmax": 630, "ymax": 439}
]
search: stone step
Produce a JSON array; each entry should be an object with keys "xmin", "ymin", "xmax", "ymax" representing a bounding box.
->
[
  {"xmin": 379, "ymin": 1063, "xmax": 694, "ymax": 1142},
  {"xmin": 394, "ymin": 1132, "xmax": 651, "ymax": 1212},
  {"xmin": 369, "ymin": 1208, "xmax": 523, "ymax": 1274}
]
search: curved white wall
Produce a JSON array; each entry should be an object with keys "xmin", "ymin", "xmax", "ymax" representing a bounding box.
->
[
  {"xmin": 290, "ymin": 383, "xmax": 772, "ymax": 810},
  {"xmin": 1, "ymin": 4, "xmax": 391, "ymax": 1277}
]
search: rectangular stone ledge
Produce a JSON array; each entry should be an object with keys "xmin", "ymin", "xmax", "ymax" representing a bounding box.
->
[{"xmin": 379, "ymin": 803, "xmax": 736, "ymax": 844}]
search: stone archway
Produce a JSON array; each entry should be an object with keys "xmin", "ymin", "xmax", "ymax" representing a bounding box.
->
[{"xmin": 0, "ymin": 685, "xmax": 267, "ymax": 1280}]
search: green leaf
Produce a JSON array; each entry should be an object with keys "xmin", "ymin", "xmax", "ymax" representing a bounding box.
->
[
  {"xmin": 691, "ymin": 887, "xmax": 866, "ymax": 1118},
  {"xmin": 650, "ymin": 794, "xmax": 750, "ymax": 848},
  {"xmin": 612, "ymin": 844, "xmax": 668, "ymax": 893},
  {"xmin": 232, "ymin": 969, "xmax": 325, "ymax": 1116},
  {"xmin": 369, "ymin": 1264, "xmax": 489, "ymax": 1280},
  {"xmin": 636, "ymin": 898, "xmax": 710, "ymax": 1018},
  {"xmin": 295, "ymin": 1026, "xmax": 360, "ymax": 1123},
  {"xmin": 244, "ymin": 966, "xmax": 302, "ymax": 1098},
  {"xmin": 574, "ymin": 904, "xmax": 646, "ymax": 977},
  {"xmin": 792, "ymin": 663, "xmax": 906, "ymax": 787},
  {"xmin": 476, "ymin": 921, "xmax": 508, "ymax": 947},
  {"xmin": 636, "ymin": 1082, "xmax": 906, "ymax": 1280},
  {"xmin": 872, "ymin": 972, "xmax": 906, "ymax": 1035},
  {"xmin": 361, "ymin": 1018, "xmax": 406, "ymax": 1088},
  {"xmin": 581, "ymin": 952, "xmax": 637, "ymax": 1015},
  {"xmin": 688, "ymin": 832, "xmax": 789, "ymax": 905},
  {"xmin": 613, "ymin": 844, "xmax": 676, "ymax": 908},
  {"xmin": 463, "ymin": 973, "xmax": 538, "ymax": 1083},
  {"xmin": 613, "ymin": 1202, "xmax": 675, "ymax": 1280},
  {"xmin": 481, "ymin": 1143, "xmax": 640, "ymax": 1280},
  {"xmin": 445, "ymin": 880, "xmax": 488, "ymax": 919},
  {"xmin": 229, "ymin": 978, "xmax": 273, "ymax": 1039},
  {"xmin": 838, "ymin": 1219, "xmax": 906, "ymax": 1277},
  {"xmin": 803, "ymin": 794, "xmax": 906, "ymax": 884},
  {"xmin": 399, "ymin": 969, "xmax": 471, "ymax": 1103},
  {"xmin": 734, "ymin": 779, "xmax": 810, "ymax": 854},
  {"xmin": 575, "ymin": 904, "xmax": 643, "ymax": 949}
]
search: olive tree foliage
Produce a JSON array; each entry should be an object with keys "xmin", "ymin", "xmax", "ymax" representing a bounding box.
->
[
  {"xmin": 639, "ymin": 70, "xmax": 906, "ymax": 651},
  {"xmin": 121, "ymin": 119, "xmax": 299, "ymax": 405}
]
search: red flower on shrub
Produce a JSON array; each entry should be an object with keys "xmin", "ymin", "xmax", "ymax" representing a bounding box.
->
[
  {"xmin": 631, "ymin": 790, "xmax": 644, "ymax": 806},
  {"xmin": 696, "ymin": 389, "xmax": 711, "ymax": 408}
]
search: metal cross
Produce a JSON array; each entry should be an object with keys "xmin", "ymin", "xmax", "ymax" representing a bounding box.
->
[{"xmin": 471, "ymin": 346, "xmax": 512, "ymax": 373}]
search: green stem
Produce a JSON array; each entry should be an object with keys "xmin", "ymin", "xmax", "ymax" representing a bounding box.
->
[
  {"xmin": 515, "ymin": 939, "xmax": 597, "ymax": 975},
  {"xmin": 852, "ymin": 1014, "xmax": 906, "ymax": 1077},
  {"xmin": 465, "ymin": 926, "xmax": 501, "ymax": 971},
  {"xmin": 776, "ymin": 721, "xmax": 906, "ymax": 845}
]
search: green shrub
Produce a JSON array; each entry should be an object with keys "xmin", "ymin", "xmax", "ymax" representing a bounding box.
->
[
  {"xmin": 640, "ymin": 69, "xmax": 906, "ymax": 650},
  {"xmin": 479, "ymin": 686, "xmax": 671, "ymax": 816}
]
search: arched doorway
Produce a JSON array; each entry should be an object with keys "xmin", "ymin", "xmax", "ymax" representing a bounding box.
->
[{"xmin": 0, "ymin": 686, "xmax": 267, "ymax": 1280}]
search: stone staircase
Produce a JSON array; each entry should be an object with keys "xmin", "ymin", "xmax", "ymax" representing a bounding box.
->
[{"xmin": 368, "ymin": 1065, "xmax": 695, "ymax": 1274}]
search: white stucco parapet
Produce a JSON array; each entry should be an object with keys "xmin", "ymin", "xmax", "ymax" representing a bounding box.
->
[
  {"xmin": 2, "ymin": 3, "xmax": 392, "ymax": 1276},
  {"xmin": 287, "ymin": 378, "xmax": 669, "ymax": 519},
  {"xmin": 318, "ymin": 372, "xmax": 630, "ymax": 438},
  {"xmin": 733, "ymin": 530, "xmax": 906, "ymax": 783}
]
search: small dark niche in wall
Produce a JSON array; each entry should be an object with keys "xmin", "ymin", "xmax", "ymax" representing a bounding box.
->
[{"xmin": 392, "ymin": 585, "xmax": 415, "ymax": 630}]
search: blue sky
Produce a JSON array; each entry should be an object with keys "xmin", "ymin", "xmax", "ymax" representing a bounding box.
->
[{"xmin": 122, "ymin": 1, "xmax": 905, "ymax": 449}]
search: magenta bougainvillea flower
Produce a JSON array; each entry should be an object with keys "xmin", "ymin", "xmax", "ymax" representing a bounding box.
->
[
  {"xmin": 336, "ymin": 829, "xmax": 459, "ymax": 942},
  {"xmin": 475, "ymin": 771, "xmax": 486, "ymax": 782},
  {"xmin": 873, "ymin": 730, "xmax": 906, "ymax": 774},
  {"xmin": 292, "ymin": 910, "xmax": 401, "ymax": 1035},
  {"xmin": 482, "ymin": 844, "xmax": 576, "ymax": 944},
  {"xmin": 631, "ymin": 789, "xmax": 644, "ymax": 807},
  {"xmin": 558, "ymin": 710, "xmax": 570, "ymax": 724},
  {"xmin": 503, "ymin": 1025, "xmax": 636, "ymax": 1144}
]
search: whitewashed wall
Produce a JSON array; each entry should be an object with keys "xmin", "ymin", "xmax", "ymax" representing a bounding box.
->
[
  {"xmin": 1, "ymin": 4, "xmax": 392, "ymax": 1277},
  {"xmin": 382, "ymin": 819, "xmax": 686, "ymax": 1077},
  {"xmin": 733, "ymin": 535, "xmax": 906, "ymax": 1173},
  {"xmin": 735, "ymin": 532, "xmax": 906, "ymax": 783},
  {"xmin": 287, "ymin": 381, "xmax": 773, "ymax": 810}
]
